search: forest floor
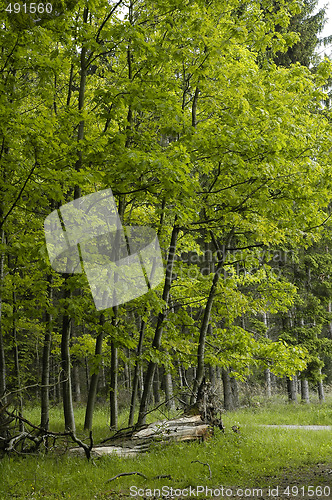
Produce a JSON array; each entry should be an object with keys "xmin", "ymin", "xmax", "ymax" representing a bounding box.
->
[
  {"xmin": 96, "ymin": 461, "xmax": 332, "ymax": 499},
  {"xmin": 213, "ymin": 462, "xmax": 332, "ymax": 500},
  {"xmin": 101, "ymin": 462, "xmax": 332, "ymax": 499},
  {"xmin": 1, "ymin": 396, "xmax": 332, "ymax": 499}
]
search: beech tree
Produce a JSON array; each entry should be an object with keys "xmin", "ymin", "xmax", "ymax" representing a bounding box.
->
[{"xmin": 1, "ymin": 0, "xmax": 332, "ymax": 435}]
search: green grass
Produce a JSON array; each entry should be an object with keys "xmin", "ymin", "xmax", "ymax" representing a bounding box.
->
[
  {"xmin": 227, "ymin": 400, "xmax": 332, "ymax": 427},
  {"xmin": 1, "ymin": 398, "xmax": 332, "ymax": 499}
]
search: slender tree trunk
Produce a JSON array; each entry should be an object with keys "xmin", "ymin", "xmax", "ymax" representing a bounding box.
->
[
  {"xmin": 61, "ymin": 280, "xmax": 75, "ymax": 431},
  {"xmin": 317, "ymin": 381, "xmax": 325, "ymax": 402},
  {"xmin": 12, "ymin": 291, "xmax": 24, "ymax": 431},
  {"xmin": 138, "ymin": 366, "xmax": 144, "ymax": 400},
  {"xmin": 192, "ymin": 273, "xmax": 224, "ymax": 403},
  {"xmin": 40, "ymin": 276, "xmax": 53, "ymax": 430},
  {"xmin": 71, "ymin": 320, "xmax": 81, "ymax": 404},
  {"xmin": 317, "ymin": 367, "xmax": 325, "ymax": 402},
  {"xmin": 262, "ymin": 312, "xmax": 272, "ymax": 397},
  {"xmin": 59, "ymin": 7, "xmax": 88, "ymax": 433},
  {"xmin": 300, "ymin": 378, "xmax": 310, "ymax": 403},
  {"xmin": 128, "ymin": 318, "xmax": 146, "ymax": 427},
  {"xmin": 222, "ymin": 368, "xmax": 233, "ymax": 410},
  {"xmin": 153, "ymin": 365, "xmax": 160, "ymax": 405},
  {"xmin": 72, "ymin": 364, "xmax": 81, "ymax": 403},
  {"xmin": 137, "ymin": 223, "xmax": 179, "ymax": 425},
  {"xmin": 110, "ymin": 338, "xmax": 118, "ymax": 429},
  {"xmin": 108, "ymin": 190, "xmax": 125, "ymax": 431},
  {"xmin": 0, "ymin": 229, "xmax": 6, "ymax": 402},
  {"xmin": 328, "ymin": 301, "xmax": 332, "ymax": 339},
  {"xmin": 124, "ymin": 349, "xmax": 131, "ymax": 390},
  {"xmin": 165, "ymin": 371, "xmax": 175, "ymax": 410},
  {"xmin": 192, "ymin": 232, "xmax": 233, "ymax": 403},
  {"xmin": 230, "ymin": 374, "xmax": 239, "ymax": 408},
  {"xmin": 286, "ymin": 377, "xmax": 297, "ymax": 403},
  {"xmin": 265, "ymin": 369, "xmax": 272, "ymax": 398},
  {"xmin": 84, "ymin": 315, "xmax": 105, "ymax": 430}
]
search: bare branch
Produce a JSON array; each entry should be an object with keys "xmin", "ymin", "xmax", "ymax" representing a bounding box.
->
[
  {"xmin": 106, "ymin": 472, "xmax": 147, "ymax": 483},
  {"xmin": 191, "ymin": 460, "xmax": 212, "ymax": 480}
]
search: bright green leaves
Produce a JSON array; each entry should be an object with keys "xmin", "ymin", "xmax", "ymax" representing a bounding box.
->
[{"xmin": 2, "ymin": 0, "xmax": 332, "ymax": 399}]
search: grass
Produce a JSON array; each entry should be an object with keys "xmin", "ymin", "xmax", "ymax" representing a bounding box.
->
[
  {"xmin": 228, "ymin": 399, "xmax": 332, "ymax": 426},
  {"xmin": 1, "ymin": 396, "xmax": 332, "ymax": 499}
]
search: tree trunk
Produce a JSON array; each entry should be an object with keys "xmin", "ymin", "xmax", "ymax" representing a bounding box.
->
[
  {"xmin": 84, "ymin": 315, "xmax": 105, "ymax": 430},
  {"xmin": 12, "ymin": 291, "xmax": 24, "ymax": 431},
  {"xmin": 110, "ymin": 339, "xmax": 118, "ymax": 430},
  {"xmin": 300, "ymin": 378, "xmax": 310, "ymax": 403},
  {"xmin": 71, "ymin": 321, "xmax": 81, "ymax": 404},
  {"xmin": 72, "ymin": 364, "xmax": 81, "ymax": 403},
  {"xmin": 286, "ymin": 377, "xmax": 297, "ymax": 403},
  {"xmin": 265, "ymin": 369, "xmax": 272, "ymax": 398},
  {"xmin": 40, "ymin": 276, "xmax": 53, "ymax": 430},
  {"xmin": 0, "ymin": 229, "xmax": 6, "ymax": 402},
  {"xmin": 124, "ymin": 350, "xmax": 131, "ymax": 390},
  {"xmin": 128, "ymin": 318, "xmax": 146, "ymax": 427},
  {"xmin": 262, "ymin": 312, "xmax": 272, "ymax": 397},
  {"xmin": 328, "ymin": 301, "xmax": 332, "ymax": 339},
  {"xmin": 192, "ymin": 276, "xmax": 222, "ymax": 403},
  {"xmin": 317, "ymin": 367, "xmax": 325, "ymax": 402},
  {"xmin": 59, "ymin": 7, "xmax": 88, "ymax": 432},
  {"xmin": 192, "ymin": 232, "xmax": 233, "ymax": 403},
  {"xmin": 165, "ymin": 371, "xmax": 175, "ymax": 410},
  {"xmin": 230, "ymin": 374, "xmax": 239, "ymax": 408},
  {"xmin": 222, "ymin": 368, "xmax": 233, "ymax": 410},
  {"xmin": 61, "ymin": 283, "xmax": 75, "ymax": 432},
  {"xmin": 137, "ymin": 223, "xmax": 179, "ymax": 425},
  {"xmin": 153, "ymin": 365, "xmax": 160, "ymax": 405}
]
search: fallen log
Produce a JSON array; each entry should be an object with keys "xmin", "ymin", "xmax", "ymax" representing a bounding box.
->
[{"xmin": 69, "ymin": 414, "xmax": 213, "ymax": 458}]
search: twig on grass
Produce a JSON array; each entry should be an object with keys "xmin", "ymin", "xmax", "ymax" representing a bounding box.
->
[
  {"xmin": 191, "ymin": 460, "xmax": 212, "ymax": 480},
  {"xmin": 106, "ymin": 472, "xmax": 173, "ymax": 483},
  {"xmin": 106, "ymin": 472, "xmax": 148, "ymax": 483}
]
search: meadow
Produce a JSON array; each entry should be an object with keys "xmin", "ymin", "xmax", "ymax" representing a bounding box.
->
[{"xmin": 1, "ymin": 393, "xmax": 332, "ymax": 499}]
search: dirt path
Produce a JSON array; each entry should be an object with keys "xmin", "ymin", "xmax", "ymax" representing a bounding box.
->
[
  {"xmin": 259, "ymin": 424, "xmax": 332, "ymax": 431},
  {"xmin": 213, "ymin": 462, "xmax": 332, "ymax": 500}
]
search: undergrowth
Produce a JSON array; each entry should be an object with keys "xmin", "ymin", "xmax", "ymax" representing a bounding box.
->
[{"xmin": 0, "ymin": 396, "xmax": 332, "ymax": 499}]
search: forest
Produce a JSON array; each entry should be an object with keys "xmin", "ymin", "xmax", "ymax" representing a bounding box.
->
[{"xmin": 1, "ymin": 0, "xmax": 332, "ymax": 497}]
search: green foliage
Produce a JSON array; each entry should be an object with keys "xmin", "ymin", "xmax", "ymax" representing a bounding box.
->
[{"xmin": 1, "ymin": 0, "xmax": 332, "ymax": 428}]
